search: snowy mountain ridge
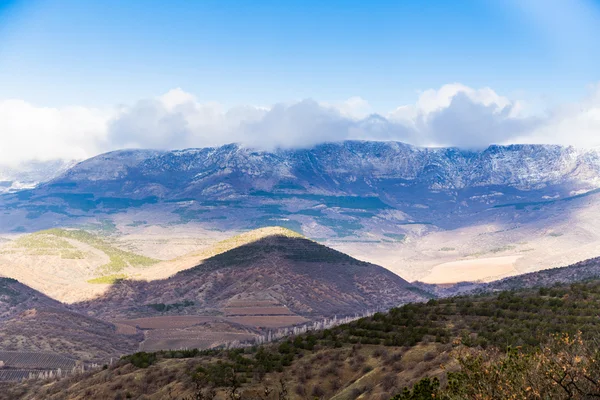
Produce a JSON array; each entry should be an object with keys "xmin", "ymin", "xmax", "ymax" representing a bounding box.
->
[
  {"xmin": 3, "ymin": 140, "xmax": 600, "ymax": 236},
  {"xmin": 53, "ymin": 141, "xmax": 600, "ymax": 194}
]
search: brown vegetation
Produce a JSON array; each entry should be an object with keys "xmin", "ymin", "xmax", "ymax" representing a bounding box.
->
[
  {"xmin": 115, "ymin": 316, "xmax": 218, "ymax": 330},
  {"xmin": 0, "ymin": 278, "xmax": 140, "ymax": 363},
  {"xmin": 224, "ymin": 307, "xmax": 294, "ymax": 316},
  {"xmin": 7, "ymin": 277, "xmax": 600, "ymax": 399},
  {"xmin": 75, "ymin": 234, "xmax": 427, "ymax": 321}
]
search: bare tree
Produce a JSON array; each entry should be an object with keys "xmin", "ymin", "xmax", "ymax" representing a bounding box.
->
[
  {"xmin": 178, "ymin": 373, "xmax": 217, "ymax": 400},
  {"xmin": 261, "ymin": 384, "xmax": 273, "ymax": 400},
  {"xmin": 278, "ymin": 377, "xmax": 289, "ymax": 400},
  {"xmin": 226, "ymin": 367, "xmax": 241, "ymax": 400}
]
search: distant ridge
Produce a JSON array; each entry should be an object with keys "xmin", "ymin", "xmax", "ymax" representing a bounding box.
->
[
  {"xmin": 4, "ymin": 140, "xmax": 600, "ymax": 246},
  {"xmin": 484, "ymin": 256, "xmax": 600, "ymax": 291},
  {"xmin": 43, "ymin": 141, "xmax": 600, "ymax": 198}
]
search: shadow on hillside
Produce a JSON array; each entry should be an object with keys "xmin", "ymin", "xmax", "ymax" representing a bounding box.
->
[
  {"xmin": 71, "ymin": 234, "xmax": 423, "ymax": 320},
  {"xmin": 0, "ymin": 179, "xmax": 598, "ymax": 235}
]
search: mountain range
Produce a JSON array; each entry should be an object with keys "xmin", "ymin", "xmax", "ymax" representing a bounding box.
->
[
  {"xmin": 2, "ymin": 140, "xmax": 600, "ymax": 284},
  {"xmin": 3, "ymin": 140, "xmax": 600, "ymax": 398},
  {"xmin": 7, "ymin": 141, "xmax": 600, "ymax": 231},
  {"xmin": 0, "ymin": 228, "xmax": 428, "ymax": 364}
]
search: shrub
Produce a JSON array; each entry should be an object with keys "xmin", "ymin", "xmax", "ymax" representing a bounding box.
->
[
  {"xmin": 311, "ymin": 384, "xmax": 325, "ymax": 397},
  {"xmin": 390, "ymin": 377, "xmax": 439, "ymax": 400},
  {"xmin": 122, "ymin": 352, "xmax": 157, "ymax": 368}
]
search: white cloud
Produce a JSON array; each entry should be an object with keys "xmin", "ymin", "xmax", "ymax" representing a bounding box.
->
[
  {"xmin": 239, "ymin": 100, "xmax": 356, "ymax": 149},
  {"xmin": 106, "ymin": 89, "xmax": 270, "ymax": 151},
  {"xmin": 0, "ymin": 99, "xmax": 107, "ymax": 165},
  {"xmin": 1, "ymin": 83, "xmax": 600, "ymax": 165},
  {"xmin": 159, "ymin": 88, "xmax": 198, "ymax": 111},
  {"xmin": 321, "ymin": 96, "xmax": 373, "ymax": 120},
  {"xmin": 387, "ymin": 84, "xmax": 534, "ymax": 147},
  {"xmin": 513, "ymin": 83, "xmax": 600, "ymax": 147}
]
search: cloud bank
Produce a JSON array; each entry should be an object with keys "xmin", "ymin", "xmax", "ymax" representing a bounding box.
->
[{"xmin": 1, "ymin": 83, "xmax": 599, "ymax": 165}]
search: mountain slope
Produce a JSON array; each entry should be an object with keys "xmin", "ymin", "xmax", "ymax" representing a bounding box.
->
[
  {"xmin": 9, "ymin": 273, "xmax": 600, "ymax": 400},
  {"xmin": 4, "ymin": 140, "xmax": 600, "ymax": 289},
  {"xmin": 137, "ymin": 226, "xmax": 306, "ymax": 281},
  {"xmin": 0, "ymin": 278, "xmax": 140, "ymax": 362},
  {"xmin": 0, "ymin": 277, "xmax": 62, "ymax": 319},
  {"xmin": 77, "ymin": 230, "xmax": 428, "ymax": 319},
  {"xmin": 6, "ymin": 141, "xmax": 600, "ymax": 232}
]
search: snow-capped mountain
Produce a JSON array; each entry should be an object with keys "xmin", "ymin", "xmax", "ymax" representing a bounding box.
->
[
  {"xmin": 3, "ymin": 141, "xmax": 600, "ymax": 235},
  {"xmin": 49, "ymin": 141, "xmax": 600, "ymax": 194}
]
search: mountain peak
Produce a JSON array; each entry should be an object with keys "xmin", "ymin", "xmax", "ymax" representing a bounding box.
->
[{"xmin": 81, "ymin": 229, "xmax": 426, "ymax": 319}]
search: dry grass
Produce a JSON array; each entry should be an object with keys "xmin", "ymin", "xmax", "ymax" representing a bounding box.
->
[
  {"xmin": 115, "ymin": 316, "xmax": 218, "ymax": 330},
  {"xmin": 223, "ymin": 306, "xmax": 294, "ymax": 316},
  {"xmin": 113, "ymin": 323, "xmax": 137, "ymax": 335}
]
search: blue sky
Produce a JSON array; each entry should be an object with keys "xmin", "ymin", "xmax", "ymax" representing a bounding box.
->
[
  {"xmin": 0, "ymin": 0, "xmax": 600, "ymax": 163},
  {"xmin": 1, "ymin": 0, "xmax": 598, "ymax": 109}
]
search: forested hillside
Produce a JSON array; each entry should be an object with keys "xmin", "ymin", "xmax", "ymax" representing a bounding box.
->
[{"xmin": 6, "ymin": 279, "xmax": 600, "ymax": 399}]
